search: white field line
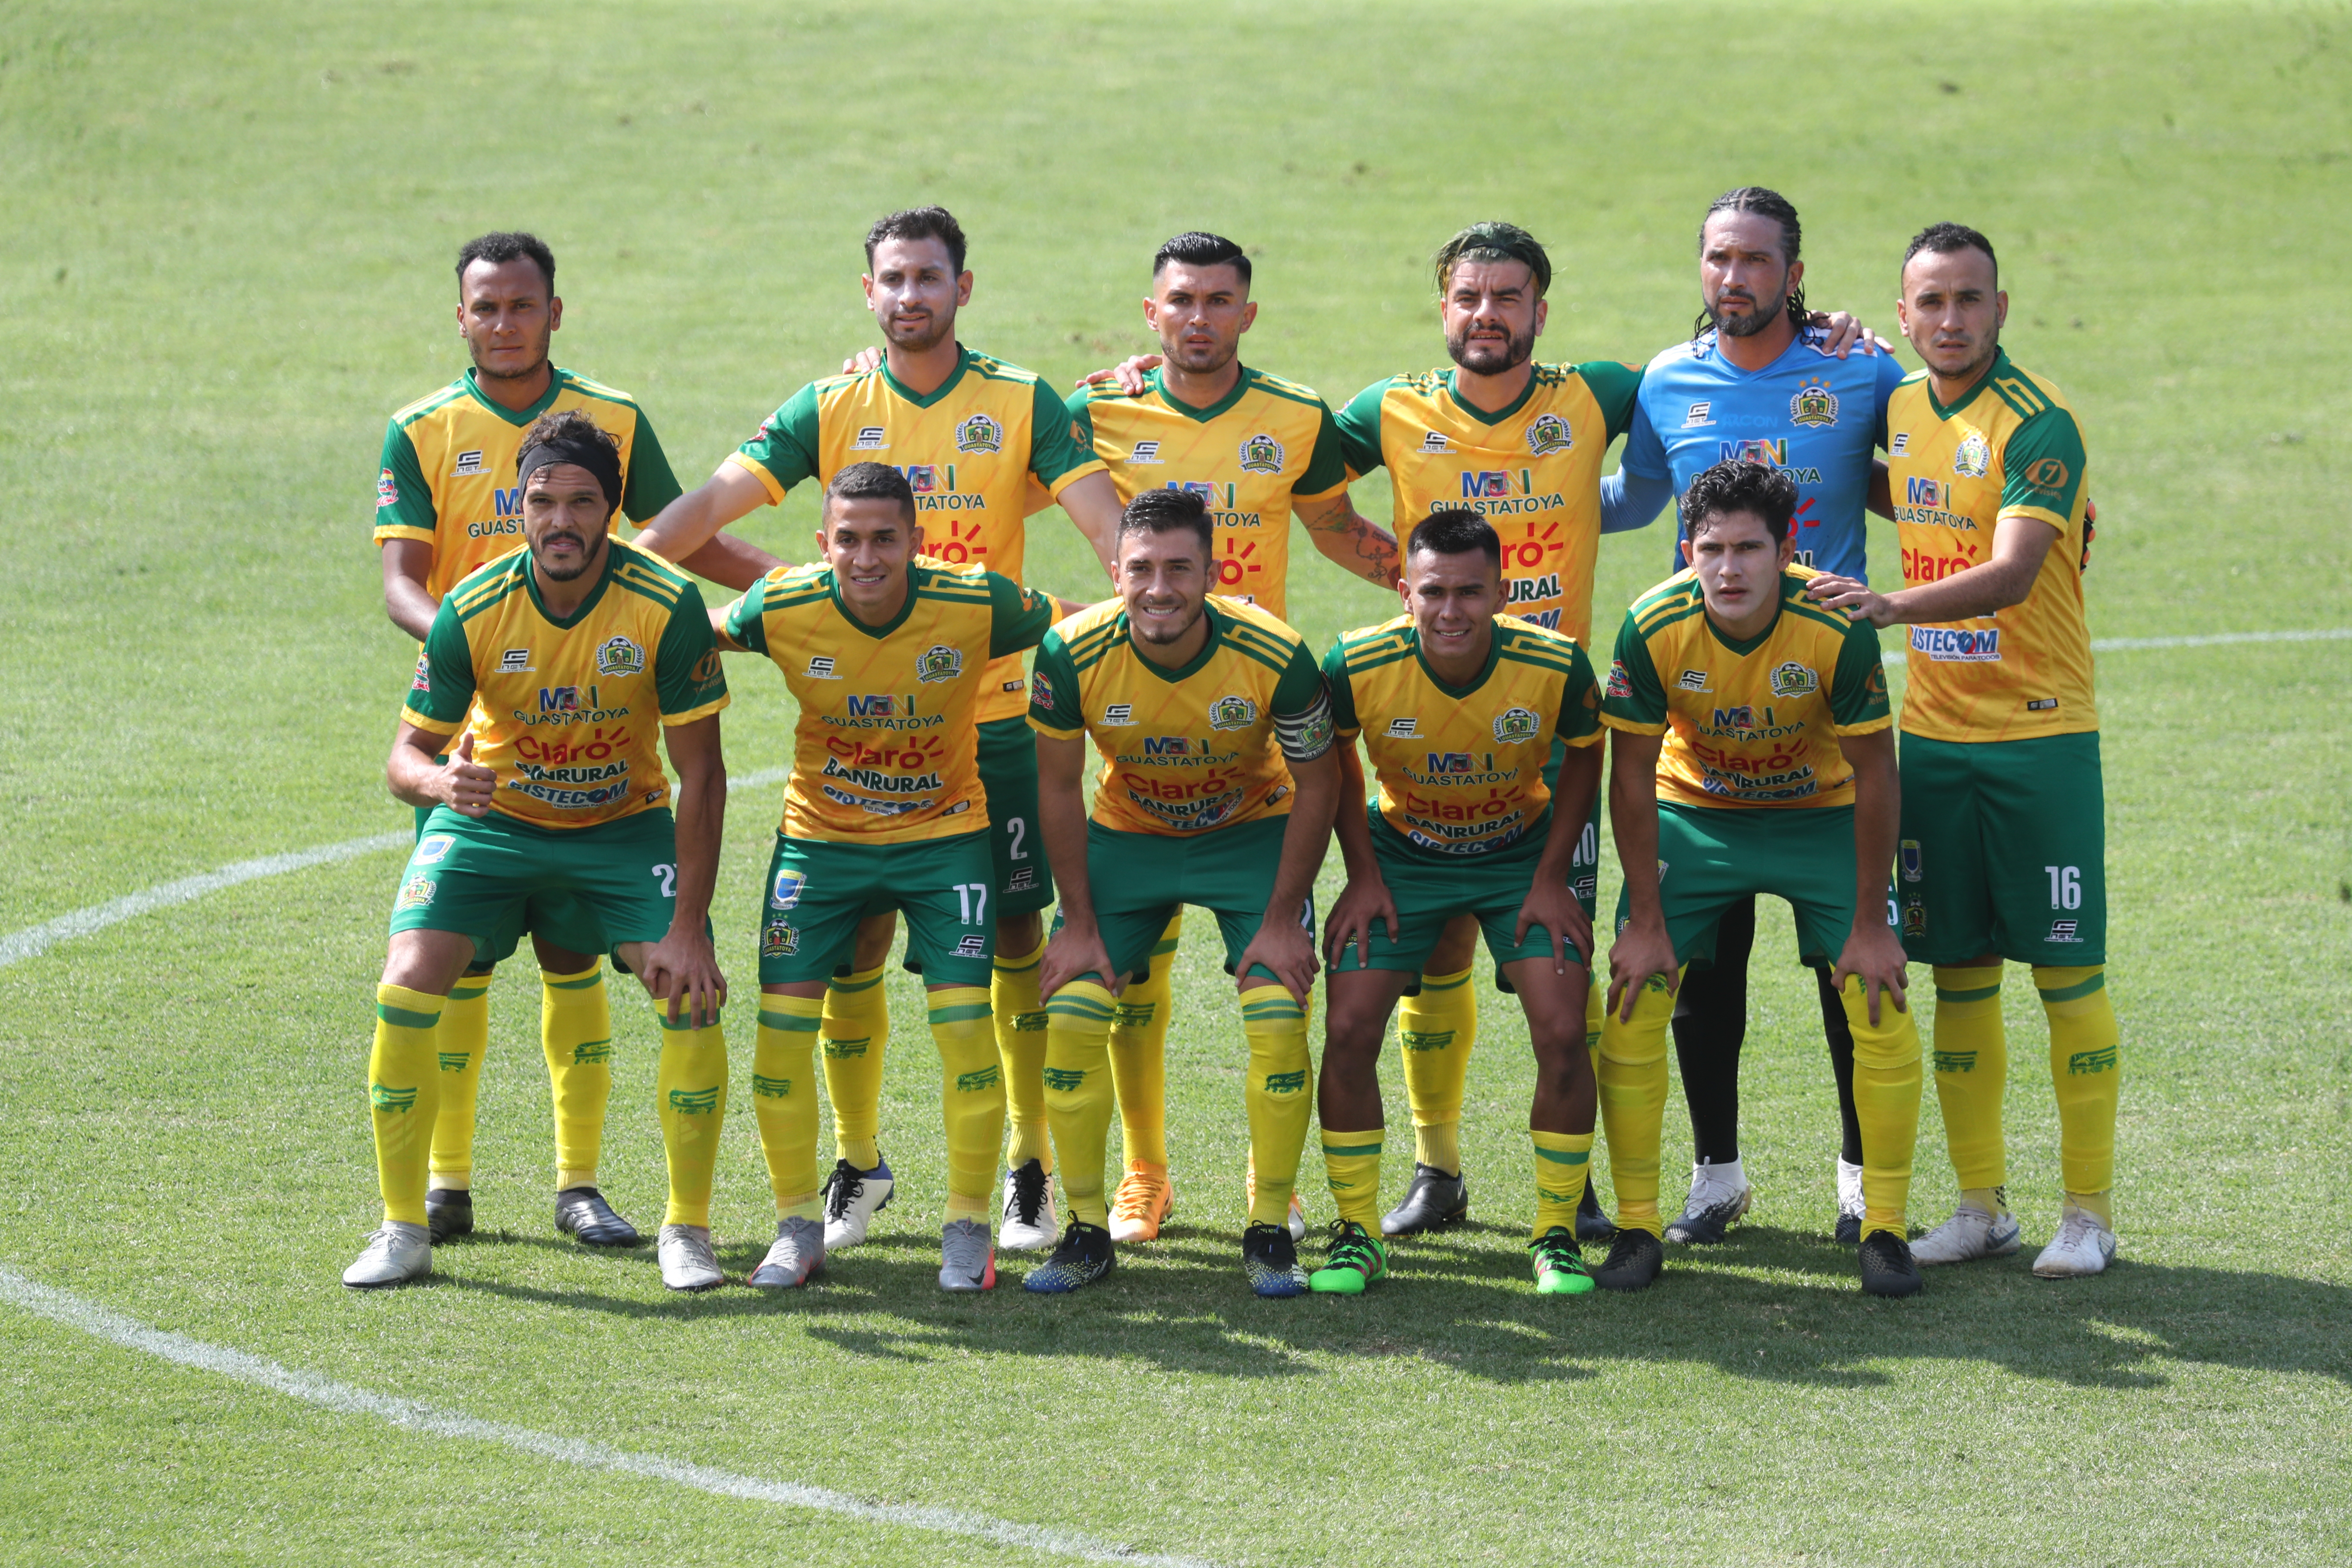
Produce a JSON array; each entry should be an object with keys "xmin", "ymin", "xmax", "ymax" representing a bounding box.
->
[
  {"xmin": 1880, "ymin": 624, "xmax": 2352, "ymax": 668},
  {"xmin": 0, "ymin": 1263, "xmax": 1218, "ymax": 1568}
]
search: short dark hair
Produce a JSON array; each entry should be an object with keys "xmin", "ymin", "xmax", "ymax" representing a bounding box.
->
[
  {"xmin": 1903, "ymin": 222, "xmax": 1998, "ymax": 286},
  {"xmin": 1406, "ymin": 508, "xmax": 1502, "ymax": 570},
  {"xmin": 520, "ymin": 407, "xmax": 617, "ymax": 457},
  {"xmin": 1152, "ymin": 231, "xmax": 1251, "ymax": 288},
  {"xmin": 1695, "ymin": 187, "xmax": 1807, "ymax": 336},
  {"xmin": 457, "ymin": 231, "xmax": 554, "ymax": 293},
  {"xmin": 1433, "ymin": 221, "xmax": 1551, "ymax": 300},
  {"xmin": 1117, "ymin": 485, "xmax": 1213, "ymax": 556},
  {"xmin": 1681, "ymin": 460, "xmax": 1798, "ymax": 544},
  {"xmin": 826, "ymin": 460, "xmax": 916, "ymax": 525},
  {"xmin": 866, "ymin": 206, "xmax": 968, "ymax": 275}
]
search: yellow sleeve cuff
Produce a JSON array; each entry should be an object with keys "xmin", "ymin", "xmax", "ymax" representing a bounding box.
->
[
  {"xmin": 723, "ymin": 451, "xmax": 788, "ymax": 505},
  {"xmin": 660, "ymin": 695, "xmax": 731, "ymax": 727},
  {"xmin": 1560, "ymin": 728, "xmax": 1606, "ymax": 749},
  {"xmin": 374, "ymin": 525, "xmax": 436, "ymax": 546},
  {"xmin": 400, "ymin": 707, "xmax": 462, "ymax": 738},
  {"xmin": 1043, "ymin": 457, "xmax": 1110, "ymax": 501},
  {"xmin": 1831, "ymin": 714, "xmax": 1896, "ymax": 738},
  {"xmin": 1026, "ymin": 717, "xmax": 1084, "ymax": 741},
  {"xmin": 1599, "ymin": 713, "xmax": 1669, "ymax": 736}
]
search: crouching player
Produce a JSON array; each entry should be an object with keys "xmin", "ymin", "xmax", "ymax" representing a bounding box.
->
[
  {"xmin": 1024, "ymin": 487, "xmax": 1338, "ymax": 1296},
  {"xmin": 1595, "ymin": 460, "xmax": 1922, "ymax": 1296},
  {"xmin": 1314, "ymin": 509, "xmax": 1606, "ymax": 1297},
  {"xmin": 710, "ymin": 463, "xmax": 1062, "ymax": 1292},
  {"xmin": 347, "ymin": 410, "xmax": 732, "ymax": 1290}
]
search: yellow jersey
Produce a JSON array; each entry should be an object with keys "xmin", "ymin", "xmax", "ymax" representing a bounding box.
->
[
  {"xmin": 717, "ymin": 559, "xmax": 1055, "ymax": 844},
  {"xmin": 1886, "ymin": 348, "xmax": 2095, "ymax": 742},
  {"xmin": 1028, "ymin": 597, "xmax": 1334, "ymax": 836},
  {"xmin": 1601, "ymin": 565, "xmax": 1893, "ymax": 810},
  {"xmin": 374, "ymin": 368, "xmax": 681, "ymax": 599},
  {"xmin": 1335, "ymin": 361, "xmax": 1641, "ymax": 645},
  {"xmin": 401, "ymin": 538, "xmax": 727, "ymax": 830},
  {"xmin": 724, "ymin": 345, "xmax": 1107, "ymax": 723},
  {"xmin": 1323, "ymin": 614, "xmax": 1602, "ymax": 858}
]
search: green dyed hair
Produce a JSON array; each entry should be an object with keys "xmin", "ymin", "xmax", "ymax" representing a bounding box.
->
[{"xmin": 1433, "ymin": 221, "xmax": 1552, "ymax": 300}]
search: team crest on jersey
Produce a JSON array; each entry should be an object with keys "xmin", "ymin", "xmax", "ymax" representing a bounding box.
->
[
  {"xmin": 1789, "ymin": 379, "xmax": 1840, "ymax": 428},
  {"xmin": 377, "ymin": 468, "xmax": 400, "ymax": 508},
  {"xmin": 1769, "ymin": 662, "xmax": 1819, "ymax": 698},
  {"xmin": 1237, "ymin": 432, "xmax": 1285, "ymax": 474},
  {"xmin": 1953, "ymin": 429, "xmax": 1992, "ymax": 478},
  {"xmin": 1525, "ymin": 413, "xmax": 1574, "ymax": 456},
  {"xmin": 595, "ymin": 636, "xmax": 646, "ymax": 677},
  {"xmin": 853, "ymin": 425, "xmax": 887, "ymax": 450},
  {"xmin": 1209, "ymin": 694, "xmax": 1258, "ymax": 731},
  {"xmin": 1127, "ymin": 440, "xmax": 1162, "ymax": 465},
  {"xmin": 1492, "ymin": 706, "xmax": 1542, "ymax": 744},
  {"xmin": 955, "ymin": 412, "xmax": 1004, "ymax": 455},
  {"xmin": 915, "ymin": 644, "xmax": 963, "ymax": 683},
  {"xmin": 769, "ymin": 869, "xmax": 806, "ymax": 910},
  {"xmin": 452, "ymin": 449, "xmax": 487, "ymax": 477}
]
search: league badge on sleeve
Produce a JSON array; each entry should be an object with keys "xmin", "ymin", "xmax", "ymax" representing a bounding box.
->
[{"xmin": 377, "ymin": 468, "xmax": 400, "ymax": 508}]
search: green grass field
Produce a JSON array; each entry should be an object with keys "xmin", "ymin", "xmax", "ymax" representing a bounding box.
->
[{"xmin": 4, "ymin": 2, "xmax": 2350, "ymax": 1562}]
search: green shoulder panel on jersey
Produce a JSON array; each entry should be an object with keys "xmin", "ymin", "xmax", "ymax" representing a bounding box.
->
[
  {"xmin": 1987, "ymin": 361, "xmax": 2061, "ymax": 422},
  {"xmin": 1061, "ymin": 615, "xmax": 1128, "ymax": 674},
  {"xmin": 965, "ymin": 351, "xmax": 1042, "ymax": 386},
  {"xmin": 1335, "ymin": 624, "xmax": 1417, "ymax": 676},
  {"xmin": 448, "ymin": 555, "xmax": 532, "ymax": 622},
  {"xmin": 1241, "ymin": 366, "xmax": 1328, "ymax": 409},
  {"xmin": 557, "ymin": 371, "xmax": 646, "ymax": 417},
  {"xmin": 1220, "ymin": 619, "xmax": 1303, "ymax": 677},
  {"xmin": 1631, "ymin": 576, "xmax": 1706, "ymax": 637},
  {"xmin": 390, "ymin": 378, "xmax": 471, "ymax": 432},
  {"xmin": 762, "ymin": 564, "xmax": 834, "ymax": 609},
  {"xmin": 1574, "ymin": 360, "xmax": 1645, "ymax": 444},
  {"xmin": 911, "ymin": 563, "xmax": 995, "ymax": 605},
  {"xmin": 610, "ymin": 548, "xmax": 691, "ymax": 609},
  {"xmin": 1494, "ymin": 623, "xmax": 1585, "ymax": 675}
]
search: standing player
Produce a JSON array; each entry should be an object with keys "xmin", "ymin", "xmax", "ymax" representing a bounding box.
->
[
  {"xmin": 346, "ymin": 412, "xmax": 732, "ymax": 1291},
  {"xmin": 1023, "ymin": 488, "xmax": 1338, "ymax": 1296},
  {"xmin": 372, "ymin": 231, "xmax": 775, "ymax": 1250},
  {"xmin": 1807, "ymin": 224, "xmax": 2119, "ymax": 1278},
  {"xmin": 1595, "ymin": 460, "xmax": 1923, "ymax": 1297},
  {"xmin": 710, "ymin": 462, "xmax": 1064, "ymax": 1292},
  {"xmin": 1314, "ymin": 511, "xmax": 1606, "ymax": 1297},
  {"xmin": 1599, "ymin": 189, "xmax": 1908, "ymax": 1247},
  {"xmin": 636, "ymin": 208, "xmax": 1125, "ymax": 1256}
]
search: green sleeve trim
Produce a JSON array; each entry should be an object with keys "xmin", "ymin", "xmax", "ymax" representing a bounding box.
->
[
  {"xmin": 1602, "ymin": 609, "xmax": 1667, "ymax": 727},
  {"xmin": 1829, "ymin": 618, "xmax": 1893, "ymax": 727},
  {"xmin": 1577, "ymin": 361, "xmax": 1645, "ymax": 446},
  {"xmin": 1030, "ymin": 631, "xmax": 1085, "ymax": 731},
  {"xmin": 621, "ymin": 410, "xmax": 684, "ymax": 521},
  {"xmin": 1270, "ymin": 638, "xmax": 1325, "ymax": 717},
  {"xmin": 1298, "ymin": 401, "xmax": 1349, "ymax": 496},
  {"xmin": 1026, "ymin": 375, "xmax": 1094, "ymax": 488},
  {"xmin": 988, "ymin": 572, "xmax": 1055, "ymax": 657},
  {"xmin": 377, "ymin": 420, "xmax": 436, "ymax": 537},
  {"xmin": 735, "ymin": 383, "xmax": 823, "ymax": 495},
  {"xmin": 411, "ymin": 597, "xmax": 478, "ymax": 727},
  {"xmin": 1999, "ymin": 403, "xmax": 2087, "ymax": 520},
  {"xmin": 721, "ymin": 582, "xmax": 771, "ymax": 657},
  {"xmin": 1334, "ymin": 380, "xmax": 1390, "ymax": 476},
  {"xmin": 1319, "ymin": 640, "xmax": 1361, "ymax": 735},
  {"xmin": 654, "ymin": 582, "xmax": 728, "ymax": 718}
]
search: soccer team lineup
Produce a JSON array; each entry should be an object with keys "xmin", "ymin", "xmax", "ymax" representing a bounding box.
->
[{"xmin": 350, "ymin": 192, "xmax": 2120, "ymax": 1306}]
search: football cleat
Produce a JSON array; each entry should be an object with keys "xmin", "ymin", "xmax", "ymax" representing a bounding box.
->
[
  {"xmin": 424, "ymin": 1188, "xmax": 473, "ymax": 1245},
  {"xmin": 1575, "ymin": 1176, "xmax": 1617, "ymax": 1244},
  {"xmin": 1910, "ymin": 1202, "xmax": 2023, "ymax": 1265},
  {"xmin": 1242, "ymin": 1222, "xmax": 1308, "ymax": 1298},
  {"xmin": 748, "ymin": 1216, "xmax": 825, "ymax": 1289},
  {"xmin": 820, "ymin": 1152, "xmax": 894, "ymax": 1250},
  {"xmin": 2031, "ymin": 1203, "xmax": 2117, "ymax": 1279},
  {"xmin": 343, "ymin": 1221, "xmax": 431, "ymax": 1288},
  {"xmin": 1529, "ymin": 1227, "xmax": 1596, "ymax": 1295},
  {"xmin": 1245, "ymin": 1162, "xmax": 1307, "ymax": 1240},
  {"xmin": 998, "ymin": 1158, "xmax": 1059, "ymax": 1251},
  {"xmin": 1023, "ymin": 1219, "xmax": 1116, "ymax": 1294},
  {"xmin": 1858, "ymin": 1229, "xmax": 1924, "ymax": 1297},
  {"xmin": 1834, "ymin": 1158, "xmax": 1866, "ymax": 1246},
  {"xmin": 1307, "ymin": 1219, "xmax": 1389, "ymax": 1295},
  {"xmin": 939, "ymin": 1217, "xmax": 997, "ymax": 1292},
  {"xmin": 1380, "ymin": 1162, "xmax": 1468, "ymax": 1237},
  {"xmin": 658, "ymin": 1224, "xmax": 725, "ymax": 1292},
  {"xmin": 1108, "ymin": 1161, "xmax": 1174, "ymax": 1243},
  {"xmin": 1595, "ymin": 1226, "xmax": 1665, "ymax": 1292},
  {"xmin": 554, "ymin": 1185, "xmax": 641, "ymax": 1248},
  {"xmin": 1664, "ymin": 1169, "xmax": 1752, "ymax": 1245}
]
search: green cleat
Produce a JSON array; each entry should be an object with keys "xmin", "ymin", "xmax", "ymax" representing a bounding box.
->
[
  {"xmin": 1307, "ymin": 1219, "xmax": 1389, "ymax": 1295},
  {"xmin": 1529, "ymin": 1227, "xmax": 1596, "ymax": 1295}
]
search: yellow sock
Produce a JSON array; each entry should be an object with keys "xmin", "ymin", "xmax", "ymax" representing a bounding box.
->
[
  {"xmin": 1322, "ymin": 1133, "xmax": 1384, "ymax": 1230},
  {"xmin": 539, "ymin": 965, "xmax": 612, "ymax": 1192},
  {"xmin": 426, "ymin": 974, "xmax": 490, "ymax": 1193},
  {"xmin": 1930, "ymin": 965, "xmax": 2009, "ymax": 1192},
  {"xmin": 1597, "ymin": 968, "xmax": 1679, "ymax": 1237},
  {"xmin": 1043, "ymin": 979, "xmax": 1117, "ymax": 1226},
  {"xmin": 2038, "ymin": 965, "xmax": 2120, "ymax": 1225},
  {"xmin": 370, "ymin": 983, "xmax": 446, "ymax": 1227},
  {"xmin": 1531, "ymin": 1129, "xmax": 1595, "ymax": 1239},
  {"xmin": 1400, "ymin": 967, "xmax": 1476, "ymax": 1174},
  {"xmin": 1585, "ymin": 982, "xmax": 1605, "ymax": 1185},
  {"xmin": 994, "ymin": 939, "xmax": 1051, "ymax": 1171},
  {"xmin": 1108, "ymin": 915, "xmax": 1180, "ymax": 1168},
  {"xmin": 929, "ymin": 987, "xmax": 1003, "ymax": 1224},
  {"xmin": 821, "ymin": 965, "xmax": 888, "ymax": 1170},
  {"xmin": 753, "ymin": 995, "xmax": 824, "ymax": 1220},
  {"xmin": 1240, "ymin": 985, "xmax": 1312, "ymax": 1227},
  {"xmin": 1837, "ymin": 974, "xmax": 1923, "ymax": 1238},
  {"xmin": 654, "ymin": 1008, "xmax": 728, "ymax": 1229}
]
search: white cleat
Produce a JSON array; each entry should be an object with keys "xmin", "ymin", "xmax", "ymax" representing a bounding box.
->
[
  {"xmin": 998, "ymin": 1159, "xmax": 1058, "ymax": 1252},
  {"xmin": 343, "ymin": 1221, "xmax": 432, "ymax": 1288},
  {"xmin": 1910, "ymin": 1203, "xmax": 2024, "ymax": 1265},
  {"xmin": 1664, "ymin": 1170, "xmax": 1752, "ymax": 1245},
  {"xmin": 748, "ymin": 1216, "xmax": 825, "ymax": 1289},
  {"xmin": 658, "ymin": 1224, "xmax": 725, "ymax": 1291},
  {"xmin": 1834, "ymin": 1158, "xmax": 1867, "ymax": 1246},
  {"xmin": 2032, "ymin": 1204, "xmax": 2116, "ymax": 1278},
  {"xmin": 821, "ymin": 1156, "xmax": 894, "ymax": 1251},
  {"xmin": 1285, "ymin": 1192, "xmax": 1307, "ymax": 1243}
]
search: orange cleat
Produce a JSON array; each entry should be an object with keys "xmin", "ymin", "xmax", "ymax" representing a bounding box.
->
[{"xmin": 1109, "ymin": 1160, "xmax": 1175, "ymax": 1242}]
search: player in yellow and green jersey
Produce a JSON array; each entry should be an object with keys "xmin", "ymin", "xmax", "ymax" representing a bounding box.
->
[
  {"xmin": 1596, "ymin": 460, "xmax": 1923, "ymax": 1297},
  {"xmin": 1314, "ymin": 510, "xmax": 1606, "ymax": 1297},
  {"xmin": 1023, "ymin": 487, "xmax": 1340, "ymax": 1297},
  {"xmin": 636, "ymin": 208, "xmax": 1127, "ymax": 1256},
  {"xmin": 709, "ymin": 462, "xmax": 1063, "ymax": 1293},
  {"xmin": 371, "ymin": 232, "xmax": 777, "ymax": 1254},
  {"xmin": 346, "ymin": 411, "xmax": 733, "ymax": 1292},
  {"xmin": 1807, "ymin": 224, "xmax": 2118, "ymax": 1279}
]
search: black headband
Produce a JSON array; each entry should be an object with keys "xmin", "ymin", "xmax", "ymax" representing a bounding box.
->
[{"xmin": 516, "ymin": 435, "xmax": 622, "ymax": 515}]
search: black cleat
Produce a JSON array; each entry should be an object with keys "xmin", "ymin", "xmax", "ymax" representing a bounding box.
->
[
  {"xmin": 1023, "ymin": 1219, "xmax": 1116, "ymax": 1293},
  {"xmin": 1858, "ymin": 1229, "xmax": 1923, "ymax": 1297},
  {"xmin": 1380, "ymin": 1163, "xmax": 1469, "ymax": 1237},
  {"xmin": 1575, "ymin": 1176, "xmax": 1617, "ymax": 1244},
  {"xmin": 1241, "ymin": 1223, "xmax": 1308, "ymax": 1297},
  {"xmin": 425, "ymin": 1188, "xmax": 473, "ymax": 1245},
  {"xmin": 555, "ymin": 1185, "xmax": 642, "ymax": 1248},
  {"xmin": 1595, "ymin": 1226, "xmax": 1664, "ymax": 1292},
  {"xmin": 1834, "ymin": 1212, "xmax": 1862, "ymax": 1246}
]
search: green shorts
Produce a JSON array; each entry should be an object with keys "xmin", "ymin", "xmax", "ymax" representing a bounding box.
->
[
  {"xmin": 1897, "ymin": 730, "xmax": 2106, "ymax": 966},
  {"xmin": 413, "ymin": 763, "xmax": 598, "ymax": 971},
  {"xmin": 762, "ymin": 829, "xmax": 997, "ymax": 988},
  {"xmin": 1610, "ymin": 801, "xmax": 1878, "ymax": 970},
  {"xmin": 1050, "ymin": 815, "xmax": 1311, "ymax": 987},
  {"xmin": 979, "ymin": 715, "xmax": 1054, "ymax": 918},
  {"xmin": 390, "ymin": 806, "xmax": 682, "ymax": 969},
  {"xmin": 1328, "ymin": 805, "xmax": 1594, "ymax": 987}
]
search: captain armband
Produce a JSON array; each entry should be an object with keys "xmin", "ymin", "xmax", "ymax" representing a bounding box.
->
[{"xmin": 1275, "ymin": 689, "xmax": 1337, "ymax": 763}]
